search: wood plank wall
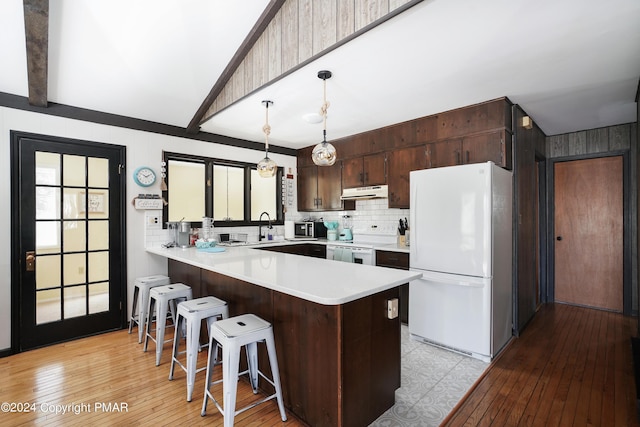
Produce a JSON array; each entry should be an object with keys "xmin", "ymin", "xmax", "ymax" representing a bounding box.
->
[
  {"xmin": 513, "ymin": 105, "xmax": 546, "ymax": 334},
  {"xmin": 546, "ymin": 123, "xmax": 638, "ymax": 314},
  {"xmin": 204, "ymin": 0, "xmax": 414, "ymax": 120}
]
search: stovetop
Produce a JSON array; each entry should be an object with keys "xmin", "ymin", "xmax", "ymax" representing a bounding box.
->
[{"xmin": 328, "ymin": 229, "xmax": 397, "ymax": 248}]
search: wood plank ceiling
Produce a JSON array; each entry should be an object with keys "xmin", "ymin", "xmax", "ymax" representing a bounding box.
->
[
  {"xmin": 187, "ymin": 0, "xmax": 421, "ymax": 134},
  {"xmin": 21, "ymin": 0, "xmax": 423, "ymax": 134}
]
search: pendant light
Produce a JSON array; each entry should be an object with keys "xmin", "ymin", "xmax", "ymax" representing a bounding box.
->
[
  {"xmin": 312, "ymin": 70, "xmax": 337, "ymax": 166},
  {"xmin": 257, "ymin": 100, "xmax": 277, "ymax": 178}
]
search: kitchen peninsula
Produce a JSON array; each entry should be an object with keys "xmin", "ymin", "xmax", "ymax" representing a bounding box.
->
[{"xmin": 147, "ymin": 243, "xmax": 420, "ymax": 426}]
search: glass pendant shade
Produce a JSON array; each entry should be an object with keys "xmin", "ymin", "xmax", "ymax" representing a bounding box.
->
[
  {"xmin": 257, "ymin": 155, "xmax": 277, "ymax": 177},
  {"xmin": 257, "ymin": 100, "xmax": 276, "ymax": 177},
  {"xmin": 312, "ymin": 70, "xmax": 337, "ymax": 166},
  {"xmin": 312, "ymin": 141, "xmax": 337, "ymax": 166}
]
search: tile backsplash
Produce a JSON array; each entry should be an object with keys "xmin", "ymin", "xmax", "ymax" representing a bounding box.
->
[
  {"xmin": 286, "ymin": 198, "xmax": 410, "ymax": 236},
  {"xmin": 144, "ymin": 198, "xmax": 409, "ymax": 247}
]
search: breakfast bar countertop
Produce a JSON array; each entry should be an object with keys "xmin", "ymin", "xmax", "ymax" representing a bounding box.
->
[{"xmin": 146, "ymin": 244, "xmax": 421, "ymax": 306}]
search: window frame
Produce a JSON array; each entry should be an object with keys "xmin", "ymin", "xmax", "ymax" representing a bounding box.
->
[{"xmin": 162, "ymin": 151, "xmax": 284, "ymax": 229}]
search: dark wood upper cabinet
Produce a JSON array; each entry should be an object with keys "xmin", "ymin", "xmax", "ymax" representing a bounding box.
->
[
  {"xmin": 298, "ymin": 162, "xmax": 344, "ymax": 212},
  {"xmin": 437, "ymin": 99, "xmax": 512, "ymax": 139},
  {"xmin": 363, "ymin": 153, "xmax": 387, "ymax": 185},
  {"xmin": 427, "ymin": 138, "xmax": 462, "ymax": 168},
  {"xmin": 297, "ymin": 164, "xmax": 318, "ymax": 211},
  {"xmin": 342, "ymin": 157, "xmax": 364, "ymax": 188},
  {"xmin": 342, "ymin": 153, "xmax": 386, "ymax": 188},
  {"xmin": 462, "ymin": 130, "xmax": 511, "ymax": 169},
  {"xmin": 387, "ymin": 145, "xmax": 427, "ymax": 208},
  {"xmin": 297, "ymin": 98, "xmax": 513, "ymax": 211},
  {"xmin": 317, "ymin": 163, "xmax": 343, "ymax": 210}
]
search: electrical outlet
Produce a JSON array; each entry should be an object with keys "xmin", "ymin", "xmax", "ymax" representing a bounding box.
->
[
  {"xmin": 147, "ymin": 215, "xmax": 160, "ymax": 226},
  {"xmin": 387, "ymin": 298, "xmax": 398, "ymax": 319}
]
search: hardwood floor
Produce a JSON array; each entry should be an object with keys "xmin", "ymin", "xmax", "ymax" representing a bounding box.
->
[
  {"xmin": 0, "ymin": 326, "xmax": 305, "ymax": 426},
  {"xmin": 443, "ymin": 304, "xmax": 639, "ymax": 427},
  {"xmin": 1, "ymin": 304, "xmax": 638, "ymax": 426}
]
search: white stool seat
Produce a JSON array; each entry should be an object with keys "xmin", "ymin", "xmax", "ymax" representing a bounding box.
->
[
  {"xmin": 169, "ymin": 296, "xmax": 229, "ymax": 402},
  {"xmin": 128, "ymin": 275, "xmax": 170, "ymax": 343},
  {"xmin": 143, "ymin": 283, "xmax": 192, "ymax": 366},
  {"xmin": 201, "ymin": 314, "xmax": 287, "ymax": 426}
]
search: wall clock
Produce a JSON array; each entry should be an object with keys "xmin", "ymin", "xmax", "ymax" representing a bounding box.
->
[{"xmin": 133, "ymin": 166, "xmax": 157, "ymax": 187}]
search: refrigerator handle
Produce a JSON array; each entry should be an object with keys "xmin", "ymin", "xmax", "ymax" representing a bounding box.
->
[{"xmin": 414, "ymin": 276, "xmax": 485, "ymax": 288}]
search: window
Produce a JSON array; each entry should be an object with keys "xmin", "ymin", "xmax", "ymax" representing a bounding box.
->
[
  {"xmin": 162, "ymin": 152, "xmax": 283, "ymax": 227},
  {"xmin": 213, "ymin": 164, "xmax": 244, "ymax": 221}
]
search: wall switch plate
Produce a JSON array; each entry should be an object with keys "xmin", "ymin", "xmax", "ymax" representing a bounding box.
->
[{"xmin": 387, "ymin": 298, "xmax": 398, "ymax": 319}]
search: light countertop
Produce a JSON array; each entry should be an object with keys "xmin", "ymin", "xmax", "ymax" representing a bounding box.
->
[{"xmin": 147, "ymin": 243, "xmax": 420, "ymax": 305}]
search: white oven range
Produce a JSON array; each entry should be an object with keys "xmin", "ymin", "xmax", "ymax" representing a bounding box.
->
[
  {"xmin": 326, "ymin": 243, "xmax": 374, "ymax": 265},
  {"xmin": 325, "ymin": 230, "xmax": 397, "ymax": 265}
]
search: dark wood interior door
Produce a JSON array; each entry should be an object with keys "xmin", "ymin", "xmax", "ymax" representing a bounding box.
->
[{"xmin": 554, "ymin": 156, "xmax": 623, "ymax": 312}]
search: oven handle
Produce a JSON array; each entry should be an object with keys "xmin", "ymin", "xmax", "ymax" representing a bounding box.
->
[{"xmin": 326, "ymin": 245, "xmax": 373, "ymax": 254}]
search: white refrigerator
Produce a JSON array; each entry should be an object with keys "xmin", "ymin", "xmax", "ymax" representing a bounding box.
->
[{"xmin": 408, "ymin": 161, "xmax": 513, "ymax": 362}]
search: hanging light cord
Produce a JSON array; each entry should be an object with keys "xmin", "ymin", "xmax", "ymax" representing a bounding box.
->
[
  {"xmin": 320, "ymin": 79, "xmax": 330, "ymax": 142},
  {"xmin": 263, "ymin": 101, "xmax": 272, "ymax": 154}
]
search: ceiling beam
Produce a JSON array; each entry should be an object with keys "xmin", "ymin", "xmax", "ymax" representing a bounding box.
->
[
  {"xmin": 186, "ymin": 0, "xmax": 286, "ymax": 134},
  {"xmin": 23, "ymin": 0, "xmax": 49, "ymax": 107}
]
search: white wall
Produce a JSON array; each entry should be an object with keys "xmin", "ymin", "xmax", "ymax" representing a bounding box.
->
[{"xmin": 0, "ymin": 106, "xmax": 297, "ymax": 352}]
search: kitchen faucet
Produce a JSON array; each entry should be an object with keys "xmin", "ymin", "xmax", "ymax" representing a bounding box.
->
[{"xmin": 259, "ymin": 211, "xmax": 272, "ymax": 241}]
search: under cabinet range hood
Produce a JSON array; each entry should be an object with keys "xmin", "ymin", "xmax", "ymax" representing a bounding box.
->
[{"xmin": 340, "ymin": 185, "xmax": 388, "ymax": 200}]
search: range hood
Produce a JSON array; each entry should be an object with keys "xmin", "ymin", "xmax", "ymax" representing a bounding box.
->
[{"xmin": 341, "ymin": 185, "xmax": 388, "ymax": 200}]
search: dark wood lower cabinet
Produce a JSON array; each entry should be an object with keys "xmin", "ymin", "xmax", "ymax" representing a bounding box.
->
[
  {"xmin": 260, "ymin": 243, "xmax": 326, "ymax": 258},
  {"xmin": 376, "ymin": 251, "xmax": 410, "ymax": 324},
  {"xmin": 168, "ymin": 259, "xmax": 400, "ymax": 427}
]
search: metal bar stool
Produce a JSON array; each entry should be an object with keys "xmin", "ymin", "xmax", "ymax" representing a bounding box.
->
[
  {"xmin": 128, "ymin": 275, "xmax": 170, "ymax": 343},
  {"xmin": 201, "ymin": 313, "xmax": 287, "ymax": 426},
  {"xmin": 169, "ymin": 296, "xmax": 229, "ymax": 402},
  {"xmin": 143, "ymin": 283, "xmax": 192, "ymax": 366}
]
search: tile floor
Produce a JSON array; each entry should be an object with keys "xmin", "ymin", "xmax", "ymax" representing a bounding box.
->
[{"xmin": 370, "ymin": 325, "xmax": 488, "ymax": 427}]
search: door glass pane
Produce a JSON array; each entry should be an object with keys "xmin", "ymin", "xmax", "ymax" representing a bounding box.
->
[
  {"xmin": 89, "ymin": 282, "xmax": 109, "ymax": 314},
  {"xmin": 36, "ymin": 289, "xmax": 61, "ymax": 324},
  {"xmin": 36, "ymin": 221, "xmax": 60, "ymax": 254},
  {"xmin": 64, "ymin": 286, "xmax": 86, "ymax": 319},
  {"xmin": 88, "ymin": 158, "xmax": 109, "ymax": 188},
  {"xmin": 88, "ymin": 221, "xmax": 109, "ymax": 250},
  {"xmin": 250, "ymin": 169, "xmax": 277, "ymax": 220},
  {"xmin": 63, "ymin": 221, "xmax": 86, "ymax": 252},
  {"xmin": 214, "ymin": 165, "xmax": 244, "ymax": 221},
  {"xmin": 63, "ymin": 253, "xmax": 86, "ymax": 286},
  {"xmin": 89, "ymin": 251, "xmax": 109, "ymax": 282},
  {"xmin": 168, "ymin": 160, "xmax": 205, "ymax": 222},
  {"xmin": 87, "ymin": 191, "xmax": 109, "ymax": 219},
  {"xmin": 36, "ymin": 152, "xmax": 60, "ymax": 185},
  {"xmin": 63, "ymin": 155, "xmax": 85, "ymax": 187},
  {"xmin": 36, "ymin": 187, "xmax": 60, "ymax": 220},
  {"xmin": 63, "ymin": 188, "xmax": 84, "ymax": 219},
  {"xmin": 27, "ymin": 147, "xmax": 120, "ymax": 345},
  {"xmin": 36, "ymin": 255, "xmax": 61, "ymax": 289}
]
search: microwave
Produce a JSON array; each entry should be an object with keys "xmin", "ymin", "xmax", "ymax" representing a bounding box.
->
[{"xmin": 294, "ymin": 221, "xmax": 327, "ymax": 238}]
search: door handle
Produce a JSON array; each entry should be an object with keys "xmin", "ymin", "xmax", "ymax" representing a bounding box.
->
[
  {"xmin": 556, "ymin": 236, "xmax": 562, "ymax": 241},
  {"xmin": 25, "ymin": 251, "xmax": 35, "ymax": 272}
]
